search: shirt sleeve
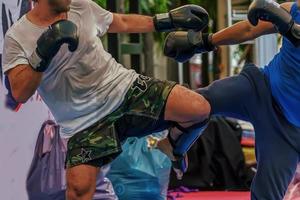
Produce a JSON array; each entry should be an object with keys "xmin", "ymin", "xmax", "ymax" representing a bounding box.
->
[
  {"xmin": 87, "ymin": 0, "xmax": 113, "ymax": 36},
  {"xmin": 2, "ymin": 34, "xmax": 29, "ymax": 74}
]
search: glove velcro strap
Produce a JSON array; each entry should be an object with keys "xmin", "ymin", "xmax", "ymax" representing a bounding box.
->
[
  {"xmin": 168, "ymin": 119, "xmax": 209, "ymax": 157},
  {"xmin": 154, "ymin": 13, "xmax": 174, "ymax": 32},
  {"xmin": 202, "ymin": 33, "xmax": 216, "ymax": 51},
  {"xmin": 172, "ymin": 157, "xmax": 188, "ymax": 174},
  {"xmin": 28, "ymin": 50, "xmax": 49, "ymax": 72},
  {"xmin": 285, "ymin": 23, "xmax": 300, "ymax": 47},
  {"xmin": 187, "ymin": 30, "xmax": 216, "ymax": 53}
]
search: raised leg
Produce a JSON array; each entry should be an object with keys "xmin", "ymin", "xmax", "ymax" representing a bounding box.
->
[{"xmin": 163, "ymin": 85, "xmax": 210, "ymax": 177}]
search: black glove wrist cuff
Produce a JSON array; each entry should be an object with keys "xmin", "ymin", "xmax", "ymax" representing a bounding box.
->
[
  {"xmin": 203, "ymin": 33, "xmax": 216, "ymax": 51},
  {"xmin": 28, "ymin": 49, "xmax": 49, "ymax": 72},
  {"xmin": 154, "ymin": 13, "xmax": 174, "ymax": 32},
  {"xmin": 284, "ymin": 22, "xmax": 300, "ymax": 47}
]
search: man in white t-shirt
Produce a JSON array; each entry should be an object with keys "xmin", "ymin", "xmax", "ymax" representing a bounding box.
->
[{"xmin": 2, "ymin": 0, "xmax": 211, "ymax": 199}]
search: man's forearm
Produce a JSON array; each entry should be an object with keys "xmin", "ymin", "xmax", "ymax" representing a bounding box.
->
[
  {"xmin": 126, "ymin": 14, "xmax": 155, "ymax": 33},
  {"xmin": 109, "ymin": 14, "xmax": 155, "ymax": 33},
  {"xmin": 211, "ymin": 21, "xmax": 255, "ymax": 46},
  {"xmin": 211, "ymin": 20, "xmax": 276, "ymax": 46},
  {"xmin": 8, "ymin": 65, "xmax": 43, "ymax": 103},
  {"xmin": 110, "ymin": 5, "xmax": 209, "ymax": 34}
]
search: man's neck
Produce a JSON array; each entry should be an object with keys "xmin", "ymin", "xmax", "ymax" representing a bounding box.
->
[{"xmin": 27, "ymin": 4, "xmax": 67, "ymax": 27}]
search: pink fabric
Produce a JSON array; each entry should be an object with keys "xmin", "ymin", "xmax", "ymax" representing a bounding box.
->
[
  {"xmin": 42, "ymin": 124, "xmax": 67, "ymax": 154},
  {"xmin": 168, "ymin": 192, "xmax": 250, "ymax": 200},
  {"xmin": 284, "ymin": 164, "xmax": 300, "ymax": 200}
]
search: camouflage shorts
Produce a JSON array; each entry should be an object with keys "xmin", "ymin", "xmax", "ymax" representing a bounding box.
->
[{"xmin": 66, "ymin": 75, "xmax": 177, "ymax": 168}]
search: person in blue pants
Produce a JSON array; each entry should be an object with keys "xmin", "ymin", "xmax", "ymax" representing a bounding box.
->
[{"xmin": 164, "ymin": 0, "xmax": 300, "ymax": 199}]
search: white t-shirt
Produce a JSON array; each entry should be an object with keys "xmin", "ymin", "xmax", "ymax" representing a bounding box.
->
[{"xmin": 2, "ymin": 0, "xmax": 139, "ymax": 138}]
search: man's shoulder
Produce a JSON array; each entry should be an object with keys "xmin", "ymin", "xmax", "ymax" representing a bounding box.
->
[
  {"xmin": 4, "ymin": 16, "xmax": 27, "ymax": 40},
  {"xmin": 280, "ymin": 2, "xmax": 294, "ymax": 13},
  {"xmin": 70, "ymin": 0, "xmax": 91, "ymax": 11}
]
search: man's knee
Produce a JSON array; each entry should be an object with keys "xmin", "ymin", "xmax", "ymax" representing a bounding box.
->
[
  {"xmin": 66, "ymin": 178, "xmax": 96, "ymax": 199},
  {"xmin": 66, "ymin": 165, "xmax": 98, "ymax": 199},
  {"xmin": 193, "ymin": 94, "xmax": 211, "ymax": 121},
  {"xmin": 179, "ymin": 89, "xmax": 211, "ymax": 122},
  {"xmin": 165, "ymin": 85, "xmax": 211, "ymax": 122}
]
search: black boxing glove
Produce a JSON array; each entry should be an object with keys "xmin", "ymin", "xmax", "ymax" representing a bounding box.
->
[
  {"xmin": 164, "ymin": 30, "xmax": 216, "ymax": 63},
  {"xmin": 154, "ymin": 5, "xmax": 209, "ymax": 32},
  {"xmin": 248, "ymin": 0, "xmax": 300, "ymax": 47},
  {"xmin": 28, "ymin": 19, "xmax": 79, "ymax": 72}
]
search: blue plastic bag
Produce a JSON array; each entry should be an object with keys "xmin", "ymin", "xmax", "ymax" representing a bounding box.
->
[{"xmin": 108, "ymin": 133, "xmax": 171, "ymax": 200}]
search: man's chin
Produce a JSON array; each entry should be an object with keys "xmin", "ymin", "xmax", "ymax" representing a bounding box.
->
[
  {"xmin": 53, "ymin": 6, "xmax": 70, "ymax": 14},
  {"xmin": 64, "ymin": 6, "xmax": 71, "ymax": 12}
]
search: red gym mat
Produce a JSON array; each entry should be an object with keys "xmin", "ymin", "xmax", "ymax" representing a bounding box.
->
[{"xmin": 169, "ymin": 191, "xmax": 250, "ymax": 200}]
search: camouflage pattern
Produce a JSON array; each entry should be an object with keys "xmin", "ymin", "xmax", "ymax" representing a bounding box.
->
[{"xmin": 66, "ymin": 75, "xmax": 177, "ymax": 168}]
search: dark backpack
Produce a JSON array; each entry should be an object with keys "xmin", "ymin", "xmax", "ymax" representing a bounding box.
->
[{"xmin": 169, "ymin": 117, "xmax": 255, "ymax": 191}]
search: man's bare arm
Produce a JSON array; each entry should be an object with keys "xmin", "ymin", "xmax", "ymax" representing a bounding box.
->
[
  {"xmin": 6, "ymin": 65, "xmax": 42, "ymax": 103},
  {"xmin": 163, "ymin": 3, "xmax": 293, "ymax": 62},
  {"xmin": 212, "ymin": 20, "xmax": 276, "ymax": 46},
  {"xmin": 212, "ymin": 2, "xmax": 293, "ymax": 46},
  {"xmin": 108, "ymin": 14, "xmax": 155, "ymax": 33},
  {"xmin": 108, "ymin": 5, "xmax": 210, "ymax": 34}
]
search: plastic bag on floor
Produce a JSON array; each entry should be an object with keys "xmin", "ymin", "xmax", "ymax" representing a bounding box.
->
[
  {"xmin": 108, "ymin": 132, "xmax": 171, "ymax": 200},
  {"xmin": 26, "ymin": 120, "xmax": 118, "ymax": 200}
]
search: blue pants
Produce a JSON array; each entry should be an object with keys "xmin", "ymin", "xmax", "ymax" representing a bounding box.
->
[{"xmin": 197, "ymin": 65, "xmax": 300, "ymax": 200}]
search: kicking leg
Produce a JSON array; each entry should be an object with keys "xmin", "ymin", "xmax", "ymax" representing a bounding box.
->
[
  {"xmin": 162, "ymin": 85, "xmax": 210, "ymax": 178},
  {"xmin": 161, "ymin": 68, "xmax": 255, "ymax": 178}
]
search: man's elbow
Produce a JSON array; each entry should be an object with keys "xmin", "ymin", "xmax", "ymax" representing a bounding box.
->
[
  {"xmin": 118, "ymin": 14, "xmax": 130, "ymax": 32},
  {"xmin": 12, "ymin": 89, "xmax": 30, "ymax": 104},
  {"xmin": 120, "ymin": 19, "xmax": 129, "ymax": 32},
  {"xmin": 110, "ymin": 14, "xmax": 129, "ymax": 33}
]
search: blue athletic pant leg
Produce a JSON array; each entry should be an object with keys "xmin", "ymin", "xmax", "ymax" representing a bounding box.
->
[
  {"xmin": 250, "ymin": 96, "xmax": 299, "ymax": 200},
  {"xmin": 251, "ymin": 120, "xmax": 299, "ymax": 200},
  {"xmin": 240, "ymin": 66, "xmax": 299, "ymax": 200},
  {"xmin": 196, "ymin": 73, "xmax": 253, "ymax": 121},
  {"xmin": 197, "ymin": 65, "xmax": 300, "ymax": 199}
]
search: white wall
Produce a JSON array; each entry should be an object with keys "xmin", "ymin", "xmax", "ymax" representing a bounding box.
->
[
  {"xmin": 1, "ymin": 1, "xmax": 50, "ymax": 199},
  {"xmin": 255, "ymin": 34, "xmax": 279, "ymax": 67},
  {"xmin": 0, "ymin": 0, "xmax": 25, "ymax": 54},
  {"xmin": 0, "ymin": 86, "xmax": 50, "ymax": 200}
]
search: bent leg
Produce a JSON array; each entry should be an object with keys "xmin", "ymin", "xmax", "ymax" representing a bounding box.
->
[
  {"xmin": 162, "ymin": 71, "xmax": 256, "ymax": 176},
  {"xmin": 164, "ymin": 84, "xmax": 211, "ymax": 123},
  {"xmin": 66, "ymin": 165, "xmax": 99, "ymax": 200},
  {"xmin": 163, "ymin": 85, "xmax": 210, "ymax": 177}
]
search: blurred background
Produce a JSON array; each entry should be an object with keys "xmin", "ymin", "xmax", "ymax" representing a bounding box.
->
[
  {"xmin": 93, "ymin": 0, "xmax": 285, "ymax": 89},
  {"xmin": 1, "ymin": 1, "xmax": 298, "ymax": 200}
]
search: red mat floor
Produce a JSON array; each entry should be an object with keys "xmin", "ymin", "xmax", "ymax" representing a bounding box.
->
[{"xmin": 170, "ymin": 192, "xmax": 250, "ymax": 200}]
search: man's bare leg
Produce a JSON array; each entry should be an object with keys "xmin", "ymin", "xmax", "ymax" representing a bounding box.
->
[
  {"xmin": 156, "ymin": 85, "xmax": 211, "ymax": 178},
  {"xmin": 66, "ymin": 165, "xmax": 99, "ymax": 200}
]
